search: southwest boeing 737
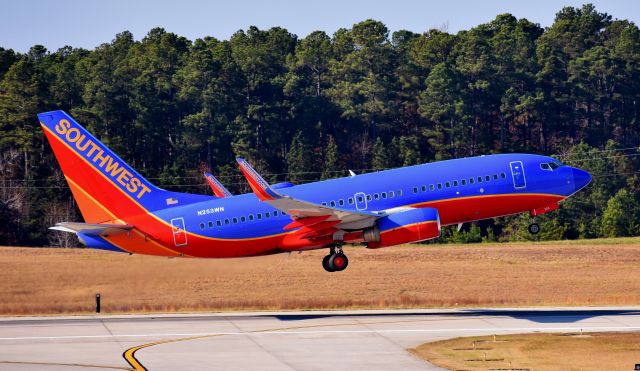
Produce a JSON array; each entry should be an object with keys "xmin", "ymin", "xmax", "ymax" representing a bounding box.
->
[{"xmin": 39, "ymin": 110, "xmax": 592, "ymax": 272}]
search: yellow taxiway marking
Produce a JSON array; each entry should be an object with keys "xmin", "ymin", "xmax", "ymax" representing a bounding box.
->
[
  {"xmin": 0, "ymin": 360, "xmax": 129, "ymax": 370},
  {"xmin": 121, "ymin": 316, "xmax": 513, "ymax": 370}
]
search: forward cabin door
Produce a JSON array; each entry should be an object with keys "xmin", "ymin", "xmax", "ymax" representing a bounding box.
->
[
  {"xmin": 509, "ymin": 161, "xmax": 527, "ymax": 189},
  {"xmin": 170, "ymin": 217, "xmax": 188, "ymax": 246}
]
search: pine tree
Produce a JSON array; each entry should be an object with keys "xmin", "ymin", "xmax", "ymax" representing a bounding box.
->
[
  {"xmin": 286, "ymin": 131, "xmax": 313, "ymax": 184},
  {"xmin": 372, "ymin": 137, "xmax": 390, "ymax": 170},
  {"xmin": 601, "ymin": 189, "xmax": 640, "ymax": 237},
  {"xmin": 321, "ymin": 135, "xmax": 340, "ymax": 179}
]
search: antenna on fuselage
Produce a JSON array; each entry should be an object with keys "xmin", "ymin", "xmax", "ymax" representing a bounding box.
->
[{"xmin": 348, "ymin": 170, "xmax": 356, "ymax": 177}]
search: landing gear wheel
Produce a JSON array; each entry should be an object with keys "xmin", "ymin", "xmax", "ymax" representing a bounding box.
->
[
  {"xmin": 528, "ymin": 223, "xmax": 540, "ymax": 235},
  {"xmin": 329, "ymin": 253, "xmax": 349, "ymax": 272},
  {"xmin": 322, "ymin": 255, "xmax": 335, "ymax": 272}
]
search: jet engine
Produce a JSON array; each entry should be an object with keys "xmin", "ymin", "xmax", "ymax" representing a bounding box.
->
[{"xmin": 363, "ymin": 208, "xmax": 440, "ymax": 248}]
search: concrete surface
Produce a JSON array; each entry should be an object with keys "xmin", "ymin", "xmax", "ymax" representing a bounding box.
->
[{"xmin": 1, "ymin": 307, "xmax": 640, "ymax": 370}]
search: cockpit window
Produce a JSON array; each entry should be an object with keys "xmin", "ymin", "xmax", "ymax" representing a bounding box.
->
[{"xmin": 541, "ymin": 160, "xmax": 565, "ymax": 171}]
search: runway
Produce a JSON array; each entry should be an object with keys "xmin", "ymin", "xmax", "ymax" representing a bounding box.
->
[{"xmin": 1, "ymin": 307, "xmax": 640, "ymax": 370}]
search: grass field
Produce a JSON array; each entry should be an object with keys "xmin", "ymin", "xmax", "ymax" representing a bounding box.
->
[
  {"xmin": 409, "ymin": 332, "xmax": 640, "ymax": 371},
  {"xmin": 2, "ymin": 238, "xmax": 640, "ymax": 315}
]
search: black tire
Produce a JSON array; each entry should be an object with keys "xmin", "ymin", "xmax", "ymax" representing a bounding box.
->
[
  {"xmin": 322, "ymin": 255, "xmax": 335, "ymax": 272},
  {"xmin": 329, "ymin": 253, "xmax": 349, "ymax": 272},
  {"xmin": 528, "ymin": 223, "xmax": 540, "ymax": 234}
]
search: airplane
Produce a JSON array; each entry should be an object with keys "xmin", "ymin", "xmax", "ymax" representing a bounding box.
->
[{"xmin": 39, "ymin": 110, "xmax": 592, "ymax": 272}]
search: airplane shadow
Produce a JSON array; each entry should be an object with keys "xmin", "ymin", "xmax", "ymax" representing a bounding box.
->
[{"xmin": 271, "ymin": 309, "xmax": 640, "ymax": 324}]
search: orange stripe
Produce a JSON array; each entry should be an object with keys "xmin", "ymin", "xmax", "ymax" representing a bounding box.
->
[
  {"xmin": 65, "ymin": 176, "xmax": 186, "ymax": 257},
  {"xmin": 43, "ymin": 123, "xmax": 292, "ymax": 243}
]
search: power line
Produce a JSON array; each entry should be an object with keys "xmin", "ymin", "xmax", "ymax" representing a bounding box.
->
[
  {"xmin": 2, "ymin": 168, "xmax": 639, "ymax": 190},
  {"xmin": 3, "ymin": 148, "xmax": 640, "ymax": 185},
  {"xmin": 556, "ymin": 146, "xmax": 640, "ymax": 158},
  {"xmin": 563, "ymin": 152, "xmax": 640, "ymax": 163}
]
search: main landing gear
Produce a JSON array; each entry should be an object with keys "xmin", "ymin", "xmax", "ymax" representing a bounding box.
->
[{"xmin": 322, "ymin": 244, "xmax": 349, "ymax": 272}]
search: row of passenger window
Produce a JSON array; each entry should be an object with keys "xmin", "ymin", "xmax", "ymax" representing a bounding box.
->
[
  {"xmin": 412, "ymin": 172, "xmax": 507, "ymax": 194},
  {"xmin": 199, "ymin": 209, "xmax": 287, "ymax": 229},
  {"xmin": 320, "ymin": 189, "xmax": 404, "ymax": 208}
]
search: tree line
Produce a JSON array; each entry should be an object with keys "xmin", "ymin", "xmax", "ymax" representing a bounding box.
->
[{"xmin": 1, "ymin": 4, "xmax": 639, "ymax": 246}]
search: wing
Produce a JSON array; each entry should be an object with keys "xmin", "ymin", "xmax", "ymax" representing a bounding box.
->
[
  {"xmin": 50, "ymin": 222, "xmax": 132, "ymax": 236},
  {"xmin": 204, "ymin": 172, "xmax": 233, "ymax": 198},
  {"xmin": 236, "ymin": 158, "xmax": 382, "ymax": 231}
]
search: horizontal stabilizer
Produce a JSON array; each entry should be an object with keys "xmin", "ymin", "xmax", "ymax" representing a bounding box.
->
[{"xmin": 50, "ymin": 222, "xmax": 132, "ymax": 236}]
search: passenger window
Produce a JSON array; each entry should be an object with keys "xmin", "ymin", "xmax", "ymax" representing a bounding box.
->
[
  {"xmin": 265, "ymin": 212, "xmax": 270, "ymax": 218},
  {"xmin": 429, "ymin": 184, "xmax": 435, "ymax": 191},
  {"xmin": 485, "ymin": 175, "xmax": 490, "ymax": 181},
  {"xmin": 413, "ymin": 186, "xmax": 418, "ymax": 194},
  {"xmin": 461, "ymin": 179, "xmax": 466, "ymax": 186},
  {"xmin": 366, "ymin": 194, "xmax": 372, "ymax": 201},
  {"xmin": 273, "ymin": 210, "xmax": 278, "ymax": 217},
  {"xmin": 216, "ymin": 220, "xmax": 222, "ymax": 227},
  {"xmin": 208, "ymin": 221, "xmax": 213, "ymax": 228},
  {"xmin": 501, "ymin": 172, "xmax": 506, "ymax": 179},
  {"xmin": 421, "ymin": 185, "xmax": 427, "ymax": 192},
  {"xmin": 437, "ymin": 183, "xmax": 442, "ymax": 189},
  {"xmin": 445, "ymin": 182, "xmax": 451, "ymax": 188},
  {"xmin": 330, "ymin": 201, "xmax": 336, "ymax": 207},
  {"xmin": 257, "ymin": 214, "xmax": 262, "ymax": 220},
  {"xmin": 493, "ymin": 174, "xmax": 498, "ymax": 180},
  {"xmin": 199, "ymin": 223, "xmax": 205, "ymax": 229},
  {"xmin": 470, "ymin": 178, "xmax": 475, "ymax": 184},
  {"xmin": 249, "ymin": 215, "xmax": 254, "ymax": 221},
  {"xmin": 240, "ymin": 216, "xmax": 246, "ymax": 222},
  {"xmin": 348, "ymin": 198, "xmax": 354, "ymax": 204},
  {"xmin": 453, "ymin": 180, "xmax": 458, "ymax": 187},
  {"xmin": 232, "ymin": 217, "xmax": 238, "ymax": 224},
  {"xmin": 357, "ymin": 196, "xmax": 364, "ymax": 202},
  {"xmin": 374, "ymin": 193, "xmax": 380, "ymax": 200},
  {"xmin": 397, "ymin": 189, "xmax": 403, "ymax": 196},
  {"xmin": 477, "ymin": 176, "xmax": 482, "ymax": 183},
  {"xmin": 225, "ymin": 219, "xmax": 230, "ymax": 225},
  {"xmin": 389, "ymin": 191, "xmax": 395, "ymax": 198},
  {"xmin": 322, "ymin": 202, "xmax": 327, "ymax": 206},
  {"xmin": 381, "ymin": 192, "xmax": 387, "ymax": 199},
  {"xmin": 339, "ymin": 199, "xmax": 344, "ymax": 206}
]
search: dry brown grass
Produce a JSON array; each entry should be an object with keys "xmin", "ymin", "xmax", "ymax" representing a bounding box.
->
[
  {"xmin": 2, "ymin": 239, "xmax": 640, "ymax": 315},
  {"xmin": 410, "ymin": 332, "xmax": 640, "ymax": 371}
]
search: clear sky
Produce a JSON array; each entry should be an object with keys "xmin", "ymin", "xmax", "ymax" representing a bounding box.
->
[{"xmin": 1, "ymin": 0, "xmax": 637, "ymax": 53}]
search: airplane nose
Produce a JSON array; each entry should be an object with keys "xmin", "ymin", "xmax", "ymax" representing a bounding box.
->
[{"xmin": 572, "ymin": 167, "xmax": 592, "ymax": 191}]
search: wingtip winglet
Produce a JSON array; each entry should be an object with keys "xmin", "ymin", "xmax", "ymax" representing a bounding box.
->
[
  {"xmin": 235, "ymin": 158, "xmax": 281, "ymax": 201},
  {"xmin": 204, "ymin": 172, "xmax": 233, "ymax": 198}
]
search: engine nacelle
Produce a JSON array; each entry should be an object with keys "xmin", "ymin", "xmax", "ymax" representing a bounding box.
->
[{"xmin": 364, "ymin": 208, "xmax": 440, "ymax": 249}]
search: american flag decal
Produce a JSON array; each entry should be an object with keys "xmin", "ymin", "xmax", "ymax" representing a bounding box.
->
[{"xmin": 166, "ymin": 197, "xmax": 178, "ymax": 205}]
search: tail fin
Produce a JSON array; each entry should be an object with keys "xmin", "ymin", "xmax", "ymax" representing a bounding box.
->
[{"xmin": 39, "ymin": 110, "xmax": 208, "ymax": 223}]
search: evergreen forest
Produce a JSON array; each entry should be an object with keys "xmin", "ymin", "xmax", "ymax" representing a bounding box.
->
[{"xmin": 1, "ymin": 4, "xmax": 639, "ymax": 246}]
